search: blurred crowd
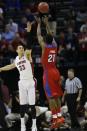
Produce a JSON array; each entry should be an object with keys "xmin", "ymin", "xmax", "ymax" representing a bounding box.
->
[{"xmin": 0, "ymin": 0, "xmax": 87, "ymax": 66}]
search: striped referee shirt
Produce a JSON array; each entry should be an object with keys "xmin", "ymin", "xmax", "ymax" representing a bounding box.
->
[{"xmin": 65, "ymin": 77, "xmax": 82, "ymax": 94}]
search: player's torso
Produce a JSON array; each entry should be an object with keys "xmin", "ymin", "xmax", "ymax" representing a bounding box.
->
[
  {"xmin": 15, "ymin": 55, "xmax": 33, "ymax": 80},
  {"xmin": 42, "ymin": 44, "xmax": 57, "ymax": 69}
]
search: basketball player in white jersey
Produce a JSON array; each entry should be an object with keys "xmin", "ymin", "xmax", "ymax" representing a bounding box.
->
[{"xmin": 0, "ymin": 43, "xmax": 37, "ymax": 131}]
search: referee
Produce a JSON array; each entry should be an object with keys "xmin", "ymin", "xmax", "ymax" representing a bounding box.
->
[{"xmin": 62, "ymin": 69, "xmax": 82, "ymax": 129}]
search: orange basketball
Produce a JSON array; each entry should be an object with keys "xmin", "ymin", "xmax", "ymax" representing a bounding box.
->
[{"xmin": 38, "ymin": 2, "xmax": 49, "ymax": 13}]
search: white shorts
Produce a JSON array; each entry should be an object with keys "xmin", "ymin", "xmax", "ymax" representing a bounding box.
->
[{"xmin": 18, "ymin": 79, "xmax": 35, "ymax": 105}]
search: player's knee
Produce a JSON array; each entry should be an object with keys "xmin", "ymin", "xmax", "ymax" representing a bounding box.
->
[
  {"xmin": 30, "ymin": 105, "xmax": 36, "ymax": 112},
  {"xmin": 30, "ymin": 105, "xmax": 36, "ymax": 119},
  {"xmin": 20, "ymin": 105, "xmax": 27, "ymax": 118}
]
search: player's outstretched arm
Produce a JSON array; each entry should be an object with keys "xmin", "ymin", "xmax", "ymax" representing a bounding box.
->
[
  {"xmin": 25, "ymin": 49, "xmax": 32, "ymax": 62},
  {"xmin": 0, "ymin": 63, "xmax": 16, "ymax": 72},
  {"xmin": 43, "ymin": 16, "xmax": 52, "ymax": 35},
  {"xmin": 36, "ymin": 17, "xmax": 45, "ymax": 49}
]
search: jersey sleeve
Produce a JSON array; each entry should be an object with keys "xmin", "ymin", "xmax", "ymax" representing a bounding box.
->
[{"xmin": 75, "ymin": 78, "xmax": 82, "ymax": 89}]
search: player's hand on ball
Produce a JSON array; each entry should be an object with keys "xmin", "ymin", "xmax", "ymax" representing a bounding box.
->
[{"xmin": 43, "ymin": 16, "xmax": 48, "ymax": 25}]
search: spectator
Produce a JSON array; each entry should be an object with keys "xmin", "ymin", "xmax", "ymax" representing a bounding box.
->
[
  {"xmin": 19, "ymin": 17, "xmax": 27, "ymax": 32},
  {"xmin": 0, "ymin": 7, "xmax": 3, "ymax": 18},
  {"xmin": 6, "ymin": 19, "xmax": 18, "ymax": 33},
  {"xmin": 58, "ymin": 31, "xmax": 66, "ymax": 47},
  {"xmin": 65, "ymin": 8, "xmax": 76, "ymax": 29},
  {"xmin": 79, "ymin": 102, "xmax": 87, "ymax": 129},
  {"xmin": 0, "ymin": 35, "xmax": 17, "ymax": 59},
  {"xmin": 24, "ymin": 8, "xmax": 35, "ymax": 22},
  {"xmin": 0, "ymin": 19, "xmax": 4, "ymax": 32},
  {"xmin": 62, "ymin": 69, "xmax": 82, "ymax": 130},
  {"xmin": 5, "ymin": 91, "xmax": 28, "ymax": 129},
  {"xmin": 76, "ymin": 9, "xmax": 87, "ymax": 22},
  {"xmin": 78, "ymin": 26, "xmax": 87, "ymax": 60},
  {"xmin": 58, "ymin": 45, "xmax": 67, "ymax": 66},
  {"xmin": 65, "ymin": 26, "xmax": 78, "ymax": 62},
  {"xmin": 2, "ymin": 25, "xmax": 15, "ymax": 43},
  {"xmin": 0, "ymin": 78, "xmax": 11, "ymax": 112},
  {"xmin": 5, "ymin": 0, "xmax": 21, "ymax": 10},
  {"xmin": 60, "ymin": 105, "xmax": 70, "ymax": 128},
  {"xmin": 80, "ymin": 20, "xmax": 87, "ymax": 32},
  {"xmin": 65, "ymin": 27, "xmax": 78, "ymax": 50},
  {"xmin": 3, "ymin": 44, "xmax": 17, "ymax": 59},
  {"xmin": 0, "ymin": 78, "xmax": 8, "ymax": 129},
  {"xmin": 58, "ymin": 32, "xmax": 67, "ymax": 65},
  {"xmin": 0, "ymin": 7, "xmax": 5, "ymax": 32},
  {"xmin": 36, "ymin": 110, "xmax": 51, "ymax": 131},
  {"xmin": 0, "ymin": 99, "xmax": 7, "ymax": 129},
  {"xmin": 82, "ymin": 102, "xmax": 87, "ymax": 129},
  {"xmin": 0, "ymin": 78, "xmax": 9, "ymax": 102}
]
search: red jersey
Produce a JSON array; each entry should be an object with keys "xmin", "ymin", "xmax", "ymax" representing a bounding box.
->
[
  {"xmin": 42, "ymin": 42, "xmax": 57, "ymax": 69},
  {"xmin": 42, "ymin": 41, "xmax": 63, "ymax": 98}
]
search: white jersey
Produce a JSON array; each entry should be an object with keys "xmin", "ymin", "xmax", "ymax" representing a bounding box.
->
[{"xmin": 15, "ymin": 55, "xmax": 33, "ymax": 80}]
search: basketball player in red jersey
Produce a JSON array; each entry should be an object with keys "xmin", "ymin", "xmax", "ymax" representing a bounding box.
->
[{"xmin": 36, "ymin": 16, "xmax": 64, "ymax": 129}]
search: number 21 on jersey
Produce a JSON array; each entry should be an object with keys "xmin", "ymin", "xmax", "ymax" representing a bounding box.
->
[{"xmin": 48, "ymin": 54, "xmax": 56, "ymax": 62}]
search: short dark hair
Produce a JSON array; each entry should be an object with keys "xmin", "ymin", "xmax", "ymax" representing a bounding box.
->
[
  {"xmin": 16, "ymin": 42, "xmax": 25, "ymax": 50},
  {"xmin": 68, "ymin": 68, "xmax": 75, "ymax": 73},
  {"xmin": 45, "ymin": 34, "xmax": 53, "ymax": 45}
]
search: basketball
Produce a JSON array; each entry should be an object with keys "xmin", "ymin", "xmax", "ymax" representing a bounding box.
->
[{"xmin": 38, "ymin": 2, "xmax": 49, "ymax": 13}]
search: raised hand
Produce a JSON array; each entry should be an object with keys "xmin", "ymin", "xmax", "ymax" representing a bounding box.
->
[
  {"xmin": 25, "ymin": 22, "xmax": 32, "ymax": 32},
  {"xmin": 42, "ymin": 16, "xmax": 48, "ymax": 25}
]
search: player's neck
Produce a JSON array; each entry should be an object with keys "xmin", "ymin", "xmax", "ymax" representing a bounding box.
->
[
  {"xmin": 19, "ymin": 54, "xmax": 23, "ymax": 59},
  {"xmin": 69, "ymin": 76, "xmax": 75, "ymax": 80}
]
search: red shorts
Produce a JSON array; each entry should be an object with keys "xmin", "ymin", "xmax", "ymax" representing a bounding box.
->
[{"xmin": 43, "ymin": 68, "xmax": 63, "ymax": 99}]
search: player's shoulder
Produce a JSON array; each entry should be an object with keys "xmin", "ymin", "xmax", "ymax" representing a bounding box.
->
[
  {"xmin": 15, "ymin": 56, "xmax": 19, "ymax": 60},
  {"xmin": 66, "ymin": 78, "xmax": 69, "ymax": 83},
  {"xmin": 14, "ymin": 56, "xmax": 19, "ymax": 64},
  {"xmin": 66, "ymin": 78, "xmax": 69, "ymax": 81},
  {"xmin": 74, "ymin": 77, "xmax": 81, "ymax": 82}
]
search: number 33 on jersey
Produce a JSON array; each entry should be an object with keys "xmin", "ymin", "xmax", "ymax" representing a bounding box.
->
[{"xmin": 15, "ymin": 55, "xmax": 33, "ymax": 80}]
